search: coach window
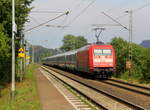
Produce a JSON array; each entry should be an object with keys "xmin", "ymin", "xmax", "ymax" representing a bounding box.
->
[
  {"xmin": 94, "ymin": 49, "xmax": 102, "ymax": 56},
  {"xmin": 72, "ymin": 54, "xmax": 76, "ymax": 61},
  {"xmin": 66, "ymin": 55, "xmax": 69, "ymax": 61},
  {"xmin": 94, "ymin": 49, "xmax": 112, "ymax": 56},
  {"xmin": 69, "ymin": 55, "xmax": 72, "ymax": 61},
  {"xmin": 103, "ymin": 49, "xmax": 112, "ymax": 55},
  {"xmin": 71, "ymin": 55, "xmax": 73, "ymax": 61}
]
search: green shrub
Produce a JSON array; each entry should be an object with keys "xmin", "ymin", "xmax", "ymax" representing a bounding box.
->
[{"xmin": 111, "ymin": 37, "xmax": 150, "ymax": 82}]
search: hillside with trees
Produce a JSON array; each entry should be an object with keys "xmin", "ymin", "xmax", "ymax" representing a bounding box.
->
[
  {"xmin": 33, "ymin": 45, "xmax": 60, "ymax": 62},
  {"xmin": 140, "ymin": 40, "xmax": 150, "ymax": 48}
]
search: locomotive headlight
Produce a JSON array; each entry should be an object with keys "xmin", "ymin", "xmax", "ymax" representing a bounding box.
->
[
  {"xmin": 105, "ymin": 59, "xmax": 113, "ymax": 62},
  {"xmin": 94, "ymin": 59, "xmax": 101, "ymax": 62}
]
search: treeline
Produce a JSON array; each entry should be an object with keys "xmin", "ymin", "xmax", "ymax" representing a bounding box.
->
[
  {"xmin": 60, "ymin": 34, "xmax": 88, "ymax": 52},
  {"xmin": 0, "ymin": 0, "xmax": 34, "ymax": 84},
  {"xmin": 111, "ymin": 37, "xmax": 150, "ymax": 82},
  {"xmin": 33, "ymin": 45, "xmax": 60, "ymax": 62},
  {"xmin": 33, "ymin": 34, "xmax": 88, "ymax": 62}
]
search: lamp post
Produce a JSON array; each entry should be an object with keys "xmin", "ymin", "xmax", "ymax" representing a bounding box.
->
[{"xmin": 11, "ymin": 0, "xmax": 16, "ymax": 98}]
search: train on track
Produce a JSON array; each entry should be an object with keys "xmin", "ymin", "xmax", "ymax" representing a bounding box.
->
[{"xmin": 42, "ymin": 44, "xmax": 116, "ymax": 79}]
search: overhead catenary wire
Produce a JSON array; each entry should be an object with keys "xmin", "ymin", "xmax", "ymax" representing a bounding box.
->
[
  {"xmin": 30, "ymin": 11, "xmax": 65, "ymax": 13},
  {"xmin": 99, "ymin": 2, "xmax": 150, "ymax": 28},
  {"xmin": 48, "ymin": 0, "xmax": 95, "ymax": 39},
  {"xmin": 25, "ymin": 11, "xmax": 69, "ymax": 32},
  {"xmin": 133, "ymin": 2, "xmax": 150, "ymax": 12},
  {"xmin": 104, "ymin": 0, "xmax": 132, "ymax": 13},
  {"xmin": 50, "ymin": 15, "xmax": 70, "ymax": 39},
  {"xmin": 26, "ymin": 1, "xmax": 150, "ymax": 43},
  {"xmin": 96, "ymin": 13, "xmax": 128, "ymax": 27},
  {"xmin": 45, "ymin": 0, "xmax": 83, "ymax": 29},
  {"xmin": 68, "ymin": 0, "xmax": 86, "ymax": 13},
  {"xmin": 26, "ymin": 0, "xmax": 96, "ymax": 35},
  {"xmin": 45, "ymin": 14, "xmax": 69, "ymax": 29},
  {"xmin": 28, "ymin": 15, "xmax": 40, "ymax": 25},
  {"xmin": 57, "ymin": 13, "xmax": 69, "ymax": 28},
  {"xmin": 62, "ymin": 1, "xmax": 150, "ymax": 43},
  {"xmin": 102, "ymin": 12, "xmax": 128, "ymax": 30},
  {"xmin": 67, "ymin": 0, "xmax": 96, "ymax": 26}
]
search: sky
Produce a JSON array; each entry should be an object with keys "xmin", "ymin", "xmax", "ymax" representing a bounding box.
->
[{"xmin": 25, "ymin": 0, "xmax": 150, "ymax": 49}]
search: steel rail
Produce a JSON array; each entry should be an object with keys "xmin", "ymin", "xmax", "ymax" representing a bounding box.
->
[
  {"xmin": 100, "ymin": 80, "xmax": 150, "ymax": 97},
  {"xmin": 109, "ymin": 79, "xmax": 150, "ymax": 90}
]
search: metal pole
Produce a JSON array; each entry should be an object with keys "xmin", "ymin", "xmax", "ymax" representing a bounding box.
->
[
  {"xmin": 20, "ymin": 34, "xmax": 23, "ymax": 81},
  {"xmin": 129, "ymin": 10, "xmax": 133, "ymax": 61},
  {"xmin": 23, "ymin": 38, "xmax": 26, "ymax": 73},
  {"xmin": 32, "ymin": 45, "xmax": 34, "ymax": 63},
  {"xmin": 25, "ymin": 41, "xmax": 26, "ymax": 68},
  {"xmin": 128, "ymin": 10, "xmax": 133, "ymax": 83},
  {"xmin": 11, "ymin": 0, "xmax": 15, "ymax": 98}
]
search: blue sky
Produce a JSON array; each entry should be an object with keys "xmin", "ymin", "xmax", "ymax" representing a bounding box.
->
[{"xmin": 25, "ymin": 0, "xmax": 150, "ymax": 49}]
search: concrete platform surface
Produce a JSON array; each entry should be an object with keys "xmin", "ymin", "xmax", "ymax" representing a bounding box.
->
[{"xmin": 36, "ymin": 68, "xmax": 76, "ymax": 110}]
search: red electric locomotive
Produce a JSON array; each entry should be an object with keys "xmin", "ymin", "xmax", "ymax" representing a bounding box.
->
[{"xmin": 42, "ymin": 44, "xmax": 116, "ymax": 79}]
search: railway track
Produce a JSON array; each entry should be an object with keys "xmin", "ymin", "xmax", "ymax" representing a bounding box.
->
[
  {"xmin": 101, "ymin": 79, "xmax": 150, "ymax": 97},
  {"xmin": 41, "ymin": 65, "xmax": 150, "ymax": 110}
]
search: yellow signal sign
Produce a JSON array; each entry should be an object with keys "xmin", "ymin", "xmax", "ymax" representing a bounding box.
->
[
  {"xmin": 18, "ymin": 53, "xmax": 25, "ymax": 58},
  {"xmin": 19, "ymin": 48, "xmax": 24, "ymax": 52},
  {"xmin": 26, "ymin": 55, "xmax": 30, "ymax": 59}
]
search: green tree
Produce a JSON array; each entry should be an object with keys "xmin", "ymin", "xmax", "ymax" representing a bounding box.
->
[
  {"xmin": 0, "ymin": 0, "xmax": 33, "ymax": 37},
  {"xmin": 111, "ymin": 37, "xmax": 150, "ymax": 82},
  {"xmin": 111, "ymin": 37, "xmax": 128, "ymax": 77},
  {"xmin": 0, "ymin": 25, "xmax": 11, "ymax": 84},
  {"xmin": 75, "ymin": 36, "xmax": 87, "ymax": 49},
  {"xmin": 60, "ymin": 34, "xmax": 87, "ymax": 52},
  {"xmin": 0, "ymin": 0, "xmax": 34, "ymax": 84},
  {"xmin": 131, "ymin": 43, "xmax": 150, "ymax": 82}
]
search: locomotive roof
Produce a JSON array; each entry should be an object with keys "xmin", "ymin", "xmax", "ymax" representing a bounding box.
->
[{"xmin": 42, "ymin": 45, "xmax": 90, "ymax": 60}]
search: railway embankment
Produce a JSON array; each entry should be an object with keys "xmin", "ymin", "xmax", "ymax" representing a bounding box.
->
[{"xmin": 0, "ymin": 64, "xmax": 41, "ymax": 110}]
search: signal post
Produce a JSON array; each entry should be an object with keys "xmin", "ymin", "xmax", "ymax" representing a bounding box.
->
[{"xmin": 18, "ymin": 48, "xmax": 24, "ymax": 81}]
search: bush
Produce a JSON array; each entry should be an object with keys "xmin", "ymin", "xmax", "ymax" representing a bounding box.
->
[
  {"xmin": 0, "ymin": 25, "xmax": 11, "ymax": 84},
  {"xmin": 111, "ymin": 37, "xmax": 150, "ymax": 82}
]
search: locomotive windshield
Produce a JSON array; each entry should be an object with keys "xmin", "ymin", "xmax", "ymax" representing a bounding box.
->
[{"xmin": 94, "ymin": 49, "xmax": 112, "ymax": 56}]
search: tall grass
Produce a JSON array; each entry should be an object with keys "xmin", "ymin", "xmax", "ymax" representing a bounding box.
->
[{"xmin": 0, "ymin": 64, "xmax": 41, "ymax": 110}]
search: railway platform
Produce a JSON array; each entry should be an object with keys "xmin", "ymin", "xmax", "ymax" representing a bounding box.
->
[{"xmin": 36, "ymin": 68, "xmax": 76, "ymax": 110}]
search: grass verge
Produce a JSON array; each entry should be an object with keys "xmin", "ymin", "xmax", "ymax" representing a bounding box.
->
[
  {"xmin": 0, "ymin": 64, "xmax": 42, "ymax": 110},
  {"xmin": 112, "ymin": 75, "xmax": 150, "ymax": 88}
]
